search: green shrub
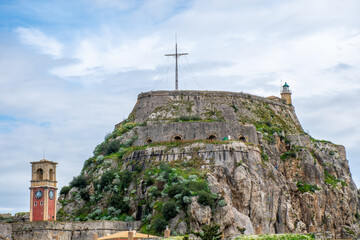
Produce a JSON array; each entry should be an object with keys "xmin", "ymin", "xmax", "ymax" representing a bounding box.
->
[
  {"xmin": 329, "ymin": 151, "xmax": 335, "ymax": 156},
  {"xmin": 60, "ymin": 186, "xmax": 71, "ymax": 195},
  {"xmin": 79, "ymin": 189, "xmax": 90, "ymax": 201},
  {"xmin": 280, "ymin": 151, "xmax": 296, "ymax": 160},
  {"xmin": 105, "ymin": 140, "xmax": 121, "ymax": 155},
  {"xmin": 187, "ymin": 180, "xmax": 208, "ymax": 193},
  {"xmin": 162, "ymin": 201, "xmax": 178, "ymax": 220},
  {"xmin": 218, "ymin": 199, "xmax": 227, "ymax": 207},
  {"xmin": 198, "ymin": 190, "xmax": 214, "ymax": 207},
  {"xmin": 296, "ymin": 181, "xmax": 320, "ymax": 193},
  {"xmin": 167, "ymin": 184, "xmax": 185, "ymax": 198},
  {"xmin": 119, "ymin": 170, "xmax": 132, "ymax": 190},
  {"xmin": 70, "ymin": 175, "xmax": 87, "ymax": 189},
  {"xmin": 153, "ymin": 218, "xmax": 167, "ymax": 234},
  {"xmin": 108, "ymin": 194, "xmax": 130, "ymax": 214},
  {"xmin": 194, "ymin": 224, "xmax": 223, "ymax": 240},
  {"xmin": 100, "ymin": 170, "xmax": 115, "ymax": 190}
]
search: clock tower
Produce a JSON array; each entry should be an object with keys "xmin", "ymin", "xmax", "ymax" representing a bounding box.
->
[{"xmin": 29, "ymin": 159, "xmax": 58, "ymax": 221}]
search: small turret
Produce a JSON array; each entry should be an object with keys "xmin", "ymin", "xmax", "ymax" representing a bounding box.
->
[{"xmin": 281, "ymin": 82, "xmax": 292, "ymax": 105}]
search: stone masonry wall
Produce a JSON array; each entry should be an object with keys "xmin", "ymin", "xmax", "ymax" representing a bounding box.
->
[
  {"xmin": 1, "ymin": 220, "xmax": 140, "ymax": 240},
  {"xmin": 129, "ymin": 90, "xmax": 299, "ymax": 125},
  {"xmin": 127, "ymin": 121, "xmax": 259, "ymax": 146}
]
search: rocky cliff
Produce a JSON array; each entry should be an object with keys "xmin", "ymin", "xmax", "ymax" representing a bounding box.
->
[{"xmin": 58, "ymin": 90, "xmax": 360, "ymax": 239}]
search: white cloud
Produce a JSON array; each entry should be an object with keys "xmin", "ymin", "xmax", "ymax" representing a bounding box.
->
[{"xmin": 15, "ymin": 27, "xmax": 63, "ymax": 58}]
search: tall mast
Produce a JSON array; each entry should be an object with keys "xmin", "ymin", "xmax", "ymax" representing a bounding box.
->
[{"xmin": 165, "ymin": 38, "xmax": 188, "ymax": 90}]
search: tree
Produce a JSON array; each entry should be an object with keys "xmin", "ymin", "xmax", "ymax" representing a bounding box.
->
[{"xmin": 193, "ymin": 225, "xmax": 223, "ymax": 240}]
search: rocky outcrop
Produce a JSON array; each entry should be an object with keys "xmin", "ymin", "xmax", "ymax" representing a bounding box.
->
[{"xmin": 58, "ymin": 90, "xmax": 360, "ymax": 239}]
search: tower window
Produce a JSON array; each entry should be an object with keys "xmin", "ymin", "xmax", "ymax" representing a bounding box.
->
[
  {"xmin": 34, "ymin": 202, "xmax": 37, "ymax": 206},
  {"xmin": 239, "ymin": 136, "xmax": 246, "ymax": 142},
  {"xmin": 40, "ymin": 201, "xmax": 43, "ymax": 205},
  {"xmin": 208, "ymin": 135, "xmax": 217, "ymax": 141},
  {"xmin": 172, "ymin": 135, "xmax": 182, "ymax": 141},
  {"xmin": 36, "ymin": 168, "xmax": 43, "ymax": 181},
  {"xmin": 49, "ymin": 169, "xmax": 54, "ymax": 181}
]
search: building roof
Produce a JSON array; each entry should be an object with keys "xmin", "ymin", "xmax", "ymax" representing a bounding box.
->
[
  {"xmin": 98, "ymin": 231, "xmax": 158, "ymax": 240},
  {"xmin": 283, "ymin": 82, "xmax": 289, "ymax": 87}
]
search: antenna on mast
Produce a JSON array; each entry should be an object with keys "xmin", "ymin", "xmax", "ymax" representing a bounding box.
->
[{"xmin": 165, "ymin": 34, "xmax": 188, "ymax": 90}]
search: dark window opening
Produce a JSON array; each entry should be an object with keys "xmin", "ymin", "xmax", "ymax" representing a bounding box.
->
[
  {"xmin": 34, "ymin": 202, "xmax": 37, "ymax": 206},
  {"xmin": 36, "ymin": 168, "xmax": 43, "ymax": 181},
  {"xmin": 173, "ymin": 135, "xmax": 182, "ymax": 141},
  {"xmin": 146, "ymin": 138, "xmax": 153, "ymax": 144},
  {"xmin": 49, "ymin": 169, "xmax": 54, "ymax": 181},
  {"xmin": 239, "ymin": 136, "xmax": 246, "ymax": 142},
  {"xmin": 208, "ymin": 135, "xmax": 217, "ymax": 141},
  {"xmin": 40, "ymin": 201, "xmax": 43, "ymax": 205}
]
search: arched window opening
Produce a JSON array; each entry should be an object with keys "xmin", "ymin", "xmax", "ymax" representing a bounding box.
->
[
  {"xmin": 49, "ymin": 169, "xmax": 54, "ymax": 181},
  {"xmin": 239, "ymin": 136, "xmax": 246, "ymax": 142},
  {"xmin": 208, "ymin": 135, "xmax": 217, "ymax": 141},
  {"xmin": 37, "ymin": 168, "xmax": 43, "ymax": 181},
  {"xmin": 173, "ymin": 135, "xmax": 182, "ymax": 141},
  {"xmin": 146, "ymin": 138, "xmax": 153, "ymax": 144}
]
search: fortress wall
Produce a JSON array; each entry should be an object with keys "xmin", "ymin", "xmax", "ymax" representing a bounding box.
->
[
  {"xmin": 123, "ymin": 141, "xmax": 257, "ymax": 170},
  {"xmin": 132, "ymin": 90, "xmax": 294, "ymax": 122},
  {"xmin": 0, "ymin": 223, "xmax": 12, "ymax": 240},
  {"xmin": 6, "ymin": 220, "xmax": 140, "ymax": 240},
  {"xmin": 130, "ymin": 121, "xmax": 259, "ymax": 146}
]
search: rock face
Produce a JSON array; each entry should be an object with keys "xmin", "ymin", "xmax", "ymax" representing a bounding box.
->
[{"xmin": 58, "ymin": 90, "xmax": 360, "ymax": 239}]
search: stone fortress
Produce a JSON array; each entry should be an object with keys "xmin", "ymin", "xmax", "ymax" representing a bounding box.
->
[
  {"xmin": 2, "ymin": 83, "xmax": 359, "ymax": 240},
  {"xmin": 116, "ymin": 85, "xmax": 300, "ymax": 147}
]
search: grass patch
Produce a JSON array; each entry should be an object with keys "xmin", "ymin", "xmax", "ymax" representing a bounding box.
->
[{"xmin": 234, "ymin": 233, "xmax": 314, "ymax": 240}]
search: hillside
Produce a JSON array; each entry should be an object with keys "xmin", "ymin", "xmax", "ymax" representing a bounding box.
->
[{"xmin": 57, "ymin": 90, "xmax": 360, "ymax": 239}]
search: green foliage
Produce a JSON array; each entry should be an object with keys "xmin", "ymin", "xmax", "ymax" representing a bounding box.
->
[
  {"xmin": 232, "ymin": 104, "xmax": 238, "ymax": 112},
  {"xmin": 329, "ymin": 151, "xmax": 335, "ymax": 156},
  {"xmin": 174, "ymin": 115, "xmax": 201, "ymax": 122},
  {"xmin": 260, "ymin": 147, "xmax": 269, "ymax": 161},
  {"xmin": 197, "ymin": 190, "xmax": 214, "ymax": 207},
  {"xmin": 355, "ymin": 212, "xmax": 360, "ymax": 221},
  {"xmin": 79, "ymin": 189, "xmax": 90, "ymax": 201},
  {"xmin": 193, "ymin": 224, "xmax": 223, "ymax": 240},
  {"xmin": 218, "ymin": 199, "xmax": 227, "ymax": 207},
  {"xmin": 60, "ymin": 186, "xmax": 71, "ymax": 195},
  {"xmin": 70, "ymin": 175, "xmax": 87, "ymax": 189},
  {"xmin": 167, "ymin": 184, "xmax": 185, "ymax": 198},
  {"xmin": 153, "ymin": 218, "xmax": 168, "ymax": 234},
  {"xmin": 108, "ymin": 194, "xmax": 130, "ymax": 214},
  {"xmin": 280, "ymin": 150, "xmax": 296, "ymax": 160},
  {"xmin": 100, "ymin": 170, "xmax": 115, "ymax": 190},
  {"xmin": 296, "ymin": 181, "xmax": 320, "ymax": 193},
  {"xmin": 324, "ymin": 170, "xmax": 347, "ymax": 187},
  {"xmin": 234, "ymin": 233, "xmax": 314, "ymax": 240},
  {"xmin": 162, "ymin": 201, "xmax": 178, "ymax": 220},
  {"xmin": 310, "ymin": 137, "xmax": 331, "ymax": 143}
]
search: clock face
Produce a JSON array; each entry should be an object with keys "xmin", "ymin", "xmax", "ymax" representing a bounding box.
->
[
  {"xmin": 35, "ymin": 190, "xmax": 43, "ymax": 199},
  {"xmin": 49, "ymin": 190, "xmax": 54, "ymax": 200}
]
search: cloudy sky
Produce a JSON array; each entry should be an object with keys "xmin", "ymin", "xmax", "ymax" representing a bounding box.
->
[{"xmin": 0, "ymin": 0, "xmax": 360, "ymax": 214}]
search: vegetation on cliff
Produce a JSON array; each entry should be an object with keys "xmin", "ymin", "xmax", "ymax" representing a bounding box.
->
[{"xmin": 58, "ymin": 91, "xmax": 358, "ymax": 238}]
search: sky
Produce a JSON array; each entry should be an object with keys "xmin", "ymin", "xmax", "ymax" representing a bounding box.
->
[{"xmin": 0, "ymin": 0, "xmax": 359, "ymax": 214}]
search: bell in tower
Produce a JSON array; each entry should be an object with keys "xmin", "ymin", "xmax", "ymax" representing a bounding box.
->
[
  {"xmin": 29, "ymin": 159, "xmax": 58, "ymax": 221},
  {"xmin": 281, "ymin": 82, "xmax": 292, "ymax": 105}
]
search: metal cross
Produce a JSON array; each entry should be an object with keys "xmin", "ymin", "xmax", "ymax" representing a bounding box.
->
[{"xmin": 165, "ymin": 41, "xmax": 188, "ymax": 90}]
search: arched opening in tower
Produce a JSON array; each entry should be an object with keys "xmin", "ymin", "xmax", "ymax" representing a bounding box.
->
[
  {"xmin": 49, "ymin": 169, "xmax": 54, "ymax": 181},
  {"xmin": 146, "ymin": 138, "xmax": 153, "ymax": 144},
  {"xmin": 37, "ymin": 168, "xmax": 43, "ymax": 181}
]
